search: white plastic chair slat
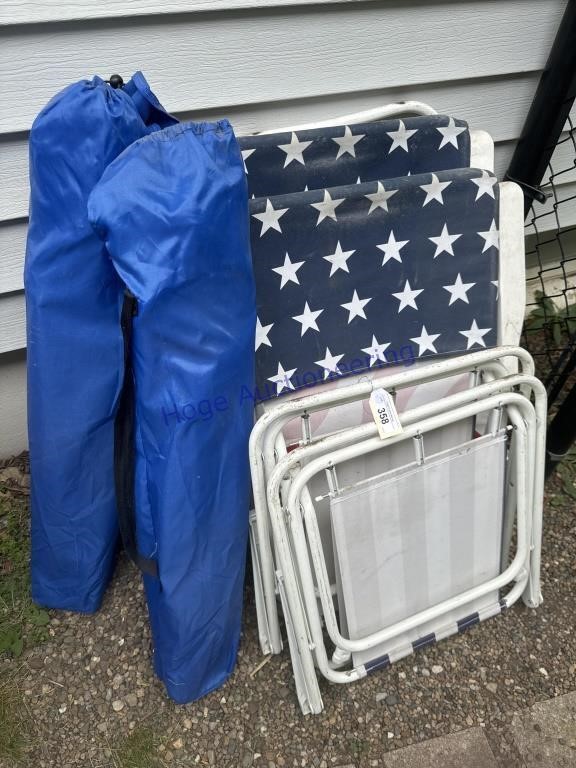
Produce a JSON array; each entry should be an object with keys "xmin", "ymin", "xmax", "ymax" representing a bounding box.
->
[{"xmin": 256, "ymin": 101, "xmax": 438, "ymax": 135}]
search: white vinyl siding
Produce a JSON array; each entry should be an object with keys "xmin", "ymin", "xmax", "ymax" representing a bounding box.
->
[{"xmin": 0, "ymin": 0, "xmax": 569, "ymax": 453}]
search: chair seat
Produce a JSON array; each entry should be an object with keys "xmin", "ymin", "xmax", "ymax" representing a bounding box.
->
[
  {"xmin": 331, "ymin": 430, "xmax": 507, "ymax": 667},
  {"xmin": 250, "ymin": 168, "xmax": 500, "ymax": 400}
]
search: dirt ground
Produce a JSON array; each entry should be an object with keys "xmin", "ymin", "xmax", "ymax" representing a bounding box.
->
[{"xmin": 0, "ymin": 454, "xmax": 575, "ymax": 768}]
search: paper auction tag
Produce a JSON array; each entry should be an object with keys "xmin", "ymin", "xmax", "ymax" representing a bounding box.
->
[{"xmin": 369, "ymin": 388, "xmax": 403, "ymax": 439}]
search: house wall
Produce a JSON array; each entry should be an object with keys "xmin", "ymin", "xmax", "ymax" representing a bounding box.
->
[{"xmin": 0, "ymin": 0, "xmax": 570, "ymax": 455}]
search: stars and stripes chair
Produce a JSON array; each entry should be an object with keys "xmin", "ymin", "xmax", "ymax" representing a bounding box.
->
[
  {"xmin": 240, "ymin": 104, "xmax": 502, "ymax": 656},
  {"xmin": 241, "ymin": 105, "xmax": 543, "ymax": 713},
  {"xmin": 248, "ymin": 168, "xmax": 532, "ymax": 650}
]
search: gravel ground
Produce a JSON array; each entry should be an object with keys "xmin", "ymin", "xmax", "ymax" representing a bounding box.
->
[{"xmin": 1, "ymin": 462, "xmax": 575, "ymax": 768}]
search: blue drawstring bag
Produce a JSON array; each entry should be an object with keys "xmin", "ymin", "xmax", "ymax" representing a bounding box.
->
[
  {"xmin": 88, "ymin": 121, "xmax": 255, "ymax": 703},
  {"xmin": 25, "ymin": 73, "xmax": 177, "ymax": 613}
]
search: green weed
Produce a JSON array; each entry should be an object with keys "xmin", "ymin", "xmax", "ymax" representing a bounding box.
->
[
  {"xmin": 0, "ymin": 490, "xmax": 49, "ymax": 657},
  {"xmin": 0, "ymin": 675, "xmax": 29, "ymax": 764},
  {"xmin": 113, "ymin": 727, "xmax": 163, "ymax": 768},
  {"xmin": 525, "ymin": 290, "xmax": 576, "ymax": 345}
]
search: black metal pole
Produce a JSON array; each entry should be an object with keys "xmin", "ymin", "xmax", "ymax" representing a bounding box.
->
[
  {"xmin": 546, "ymin": 381, "xmax": 576, "ymax": 476},
  {"xmin": 546, "ymin": 342, "xmax": 576, "ymax": 406},
  {"xmin": 505, "ymin": 0, "xmax": 576, "ymax": 216}
]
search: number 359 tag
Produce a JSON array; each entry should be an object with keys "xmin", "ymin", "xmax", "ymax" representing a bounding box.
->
[{"xmin": 369, "ymin": 388, "xmax": 403, "ymax": 440}]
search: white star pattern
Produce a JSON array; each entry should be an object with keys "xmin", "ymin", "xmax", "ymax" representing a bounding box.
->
[
  {"xmin": 478, "ymin": 219, "xmax": 499, "ymax": 252},
  {"xmin": 443, "ymin": 273, "xmax": 476, "ymax": 305},
  {"xmin": 323, "ymin": 241, "xmax": 356, "ymax": 276},
  {"xmin": 459, "ymin": 319, "xmax": 491, "ymax": 349},
  {"xmin": 244, "ymin": 139, "xmax": 500, "ymax": 395},
  {"xmin": 365, "ymin": 181, "xmax": 398, "ymax": 214},
  {"xmin": 377, "ymin": 231, "xmax": 409, "ymax": 265},
  {"xmin": 278, "ymin": 132, "xmax": 313, "ymax": 167},
  {"xmin": 471, "ymin": 170, "xmax": 497, "ymax": 200},
  {"xmin": 492, "ymin": 279, "xmax": 499, "ymax": 298},
  {"xmin": 420, "ymin": 174, "xmax": 452, "ymax": 206},
  {"xmin": 392, "ymin": 280, "xmax": 424, "ymax": 312},
  {"xmin": 292, "ymin": 301, "xmax": 324, "ymax": 336},
  {"xmin": 255, "ymin": 317, "xmax": 273, "ymax": 350},
  {"xmin": 252, "ymin": 199, "xmax": 289, "ymax": 236},
  {"xmin": 272, "ymin": 253, "xmax": 305, "ymax": 288},
  {"xmin": 437, "ymin": 117, "xmax": 467, "ymax": 150},
  {"xmin": 410, "ymin": 325, "xmax": 441, "ymax": 356},
  {"xmin": 341, "ymin": 290, "xmax": 372, "ymax": 322},
  {"xmin": 268, "ymin": 362, "xmax": 297, "ymax": 394},
  {"xmin": 387, "ymin": 120, "xmax": 418, "ymax": 153},
  {"xmin": 429, "ymin": 223, "xmax": 462, "ymax": 257},
  {"xmin": 361, "ymin": 335, "xmax": 391, "ymax": 366},
  {"xmin": 241, "ymin": 148, "xmax": 255, "ymax": 174},
  {"xmin": 315, "ymin": 347, "xmax": 344, "ymax": 379},
  {"xmin": 333, "ymin": 126, "xmax": 365, "ymax": 159},
  {"xmin": 311, "ymin": 189, "xmax": 345, "ymax": 224}
]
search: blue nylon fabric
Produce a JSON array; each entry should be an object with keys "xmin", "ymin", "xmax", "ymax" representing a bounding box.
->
[
  {"xmin": 88, "ymin": 121, "xmax": 255, "ymax": 703},
  {"xmin": 25, "ymin": 73, "xmax": 177, "ymax": 613}
]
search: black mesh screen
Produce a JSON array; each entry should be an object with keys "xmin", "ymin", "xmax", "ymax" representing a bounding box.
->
[{"xmin": 523, "ymin": 114, "xmax": 576, "ymax": 409}]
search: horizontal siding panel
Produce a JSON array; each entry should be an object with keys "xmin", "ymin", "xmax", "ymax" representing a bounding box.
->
[
  {"xmin": 0, "ymin": 223, "xmax": 25, "ymax": 293},
  {"xmin": 0, "ymin": 137, "xmax": 28, "ymax": 222},
  {"xmin": 178, "ymin": 73, "xmax": 557, "ymax": 142},
  {"xmin": 0, "ymin": 351, "xmax": 27, "ymax": 458},
  {"xmin": 1, "ymin": 0, "xmax": 380, "ymax": 26},
  {"xmin": 0, "ymin": 0, "xmax": 566, "ymax": 135},
  {"xmin": 3, "ymin": 72, "xmax": 573, "ymax": 222},
  {"xmin": 0, "ymin": 292, "xmax": 25, "ymax": 353}
]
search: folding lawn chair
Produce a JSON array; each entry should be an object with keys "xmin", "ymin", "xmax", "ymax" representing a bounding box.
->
[
  {"xmin": 251, "ymin": 346, "xmax": 545, "ymax": 711},
  {"xmin": 247, "ymin": 163, "xmax": 529, "ymax": 662},
  {"xmin": 266, "ymin": 381, "xmax": 544, "ymax": 713},
  {"xmin": 239, "ymin": 102, "xmax": 510, "ymax": 657},
  {"xmin": 243, "ymin": 148, "xmax": 546, "ymax": 711}
]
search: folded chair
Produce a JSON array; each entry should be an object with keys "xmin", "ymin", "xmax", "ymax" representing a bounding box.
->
[
  {"xmin": 240, "ymin": 103, "xmax": 504, "ymax": 654},
  {"xmin": 244, "ymin": 147, "xmax": 545, "ymax": 711},
  {"xmin": 266, "ymin": 382, "xmax": 544, "ymax": 713},
  {"xmin": 252, "ymin": 351, "xmax": 544, "ymax": 712},
  {"xmin": 248, "ymin": 164, "xmax": 529, "ymax": 661}
]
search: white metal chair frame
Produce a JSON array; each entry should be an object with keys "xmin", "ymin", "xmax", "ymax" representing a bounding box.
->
[
  {"xmin": 272, "ymin": 377, "xmax": 545, "ymax": 640},
  {"xmin": 268, "ymin": 388, "xmax": 542, "ymax": 713},
  {"xmin": 250, "ymin": 347, "xmax": 539, "ymax": 656}
]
